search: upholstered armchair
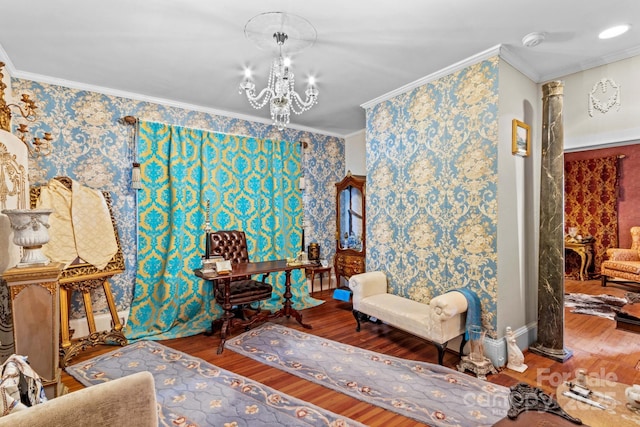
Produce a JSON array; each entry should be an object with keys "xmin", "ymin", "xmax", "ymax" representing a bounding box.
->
[{"xmin": 601, "ymin": 226, "xmax": 640, "ymax": 287}]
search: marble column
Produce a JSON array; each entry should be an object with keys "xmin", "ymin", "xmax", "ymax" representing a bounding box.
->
[{"xmin": 529, "ymin": 81, "xmax": 573, "ymax": 362}]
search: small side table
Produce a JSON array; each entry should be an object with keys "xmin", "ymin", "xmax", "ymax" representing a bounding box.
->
[
  {"xmin": 565, "ymin": 240, "xmax": 594, "ymax": 281},
  {"xmin": 305, "ymin": 265, "xmax": 332, "ymax": 293}
]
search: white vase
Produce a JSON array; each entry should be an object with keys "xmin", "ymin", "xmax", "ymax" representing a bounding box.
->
[{"xmin": 2, "ymin": 208, "xmax": 53, "ymax": 267}]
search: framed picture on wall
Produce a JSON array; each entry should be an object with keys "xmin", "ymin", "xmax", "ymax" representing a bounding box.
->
[{"xmin": 512, "ymin": 119, "xmax": 530, "ymax": 157}]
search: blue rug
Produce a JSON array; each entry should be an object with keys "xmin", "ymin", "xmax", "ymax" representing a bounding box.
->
[
  {"xmin": 66, "ymin": 341, "xmax": 365, "ymax": 427},
  {"xmin": 227, "ymin": 323, "xmax": 510, "ymax": 427}
]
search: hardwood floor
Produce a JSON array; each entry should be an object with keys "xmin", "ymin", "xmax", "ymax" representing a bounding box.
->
[{"xmin": 61, "ymin": 279, "xmax": 640, "ymax": 426}]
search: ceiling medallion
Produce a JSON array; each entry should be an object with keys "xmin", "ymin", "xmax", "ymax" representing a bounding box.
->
[{"xmin": 588, "ymin": 78, "xmax": 621, "ymax": 117}]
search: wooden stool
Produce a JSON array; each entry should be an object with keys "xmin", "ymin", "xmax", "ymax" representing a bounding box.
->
[{"xmin": 305, "ymin": 265, "xmax": 332, "ymax": 293}]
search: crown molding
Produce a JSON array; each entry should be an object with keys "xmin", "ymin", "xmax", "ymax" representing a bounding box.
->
[
  {"xmin": 538, "ymin": 45, "xmax": 640, "ymax": 83},
  {"xmin": 13, "ymin": 69, "xmax": 343, "ymax": 137},
  {"xmin": 0, "ymin": 43, "xmax": 17, "ymax": 74},
  {"xmin": 361, "ymin": 44, "xmax": 503, "ymax": 110},
  {"xmin": 497, "ymin": 45, "xmax": 542, "ymax": 82},
  {"xmin": 344, "ymin": 128, "xmax": 365, "ymax": 139}
]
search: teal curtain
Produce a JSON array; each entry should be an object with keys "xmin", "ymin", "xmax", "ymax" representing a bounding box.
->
[{"xmin": 125, "ymin": 121, "xmax": 322, "ymax": 341}]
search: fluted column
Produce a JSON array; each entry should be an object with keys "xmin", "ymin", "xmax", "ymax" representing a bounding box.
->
[{"xmin": 530, "ymin": 81, "xmax": 572, "ymax": 362}]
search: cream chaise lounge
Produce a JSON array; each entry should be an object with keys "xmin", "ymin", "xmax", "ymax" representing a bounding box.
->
[{"xmin": 349, "ymin": 271, "xmax": 469, "ymax": 365}]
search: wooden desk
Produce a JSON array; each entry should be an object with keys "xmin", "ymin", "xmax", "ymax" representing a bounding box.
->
[
  {"xmin": 565, "ymin": 240, "xmax": 594, "ymax": 281},
  {"xmin": 557, "ymin": 380, "xmax": 640, "ymax": 426},
  {"xmin": 195, "ymin": 260, "xmax": 310, "ymax": 353}
]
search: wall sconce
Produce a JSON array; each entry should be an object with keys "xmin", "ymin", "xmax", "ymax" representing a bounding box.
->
[
  {"xmin": 0, "ymin": 62, "xmax": 52, "ymax": 157},
  {"xmin": 16, "ymin": 123, "xmax": 53, "ymax": 157}
]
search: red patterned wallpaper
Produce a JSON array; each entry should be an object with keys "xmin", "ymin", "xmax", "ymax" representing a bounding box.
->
[{"xmin": 565, "ymin": 141, "xmax": 640, "ymax": 249}]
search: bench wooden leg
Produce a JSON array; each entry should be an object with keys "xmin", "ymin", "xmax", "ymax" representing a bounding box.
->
[
  {"xmin": 434, "ymin": 341, "xmax": 448, "ymax": 365},
  {"xmin": 601, "ymin": 275, "xmax": 608, "ymax": 287},
  {"xmin": 352, "ymin": 310, "xmax": 363, "ymax": 331}
]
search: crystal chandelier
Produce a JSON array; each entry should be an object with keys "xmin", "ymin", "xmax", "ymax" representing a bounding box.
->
[{"xmin": 239, "ymin": 12, "xmax": 319, "ymax": 130}]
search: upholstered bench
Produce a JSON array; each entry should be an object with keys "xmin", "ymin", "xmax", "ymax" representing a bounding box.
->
[{"xmin": 349, "ymin": 271, "xmax": 469, "ymax": 365}]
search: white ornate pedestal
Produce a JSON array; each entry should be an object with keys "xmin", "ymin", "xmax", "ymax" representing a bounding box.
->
[
  {"xmin": 457, "ymin": 355, "xmax": 497, "ymax": 380},
  {"xmin": 2, "ymin": 262, "xmax": 66, "ymax": 399}
]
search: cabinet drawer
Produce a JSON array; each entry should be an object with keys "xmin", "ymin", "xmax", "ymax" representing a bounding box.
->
[{"xmin": 336, "ymin": 254, "xmax": 365, "ymax": 277}]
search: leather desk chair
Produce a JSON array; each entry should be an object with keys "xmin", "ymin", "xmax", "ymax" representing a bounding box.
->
[{"xmin": 207, "ymin": 230, "xmax": 273, "ymax": 321}]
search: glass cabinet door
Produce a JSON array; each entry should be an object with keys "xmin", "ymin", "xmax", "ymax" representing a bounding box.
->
[
  {"xmin": 338, "ymin": 185, "xmax": 363, "ymax": 251},
  {"xmin": 334, "ymin": 173, "xmax": 366, "ymax": 287}
]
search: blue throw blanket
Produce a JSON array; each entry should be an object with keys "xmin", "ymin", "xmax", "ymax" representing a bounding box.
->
[{"xmin": 454, "ymin": 288, "xmax": 482, "ymax": 339}]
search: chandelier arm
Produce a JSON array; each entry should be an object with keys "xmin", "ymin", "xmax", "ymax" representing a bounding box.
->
[
  {"xmin": 290, "ymin": 90, "xmax": 318, "ymax": 113},
  {"xmin": 244, "ymin": 87, "xmax": 274, "ymax": 109}
]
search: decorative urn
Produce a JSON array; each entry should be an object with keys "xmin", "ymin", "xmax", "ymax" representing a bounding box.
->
[{"xmin": 2, "ymin": 208, "xmax": 53, "ymax": 267}]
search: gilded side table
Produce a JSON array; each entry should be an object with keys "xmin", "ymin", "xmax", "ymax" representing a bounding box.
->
[
  {"xmin": 565, "ymin": 240, "xmax": 594, "ymax": 281},
  {"xmin": 2, "ymin": 262, "xmax": 66, "ymax": 399}
]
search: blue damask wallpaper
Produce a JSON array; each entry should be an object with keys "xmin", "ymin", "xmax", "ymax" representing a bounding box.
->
[
  {"xmin": 365, "ymin": 58, "xmax": 499, "ymax": 336},
  {"xmin": 12, "ymin": 78, "xmax": 344, "ymax": 320}
]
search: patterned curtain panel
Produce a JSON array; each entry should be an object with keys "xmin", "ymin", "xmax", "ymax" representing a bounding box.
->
[
  {"xmin": 564, "ymin": 156, "xmax": 619, "ymax": 277},
  {"xmin": 125, "ymin": 121, "xmax": 320, "ymax": 341}
]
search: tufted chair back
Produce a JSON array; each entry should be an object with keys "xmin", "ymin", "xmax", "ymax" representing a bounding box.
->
[{"xmin": 208, "ymin": 230, "xmax": 251, "ymax": 264}]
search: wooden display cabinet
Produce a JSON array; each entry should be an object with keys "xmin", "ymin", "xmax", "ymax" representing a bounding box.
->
[{"xmin": 334, "ymin": 172, "xmax": 366, "ymax": 288}]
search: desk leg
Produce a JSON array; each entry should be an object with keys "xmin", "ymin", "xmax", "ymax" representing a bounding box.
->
[
  {"xmin": 217, "ymin": 279, "xmax": 234, "ymax": 354},
  {"xmin": 271, "ymin": 270, "xmax": 312, "ymax": 329}
]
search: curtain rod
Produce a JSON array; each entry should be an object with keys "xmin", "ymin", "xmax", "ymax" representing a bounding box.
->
[{"xmin": 119, "ymin": 116, "xmax": 304, "ymax": 147}]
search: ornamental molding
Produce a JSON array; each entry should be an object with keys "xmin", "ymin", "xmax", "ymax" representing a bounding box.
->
[{"xmin": 588, "ymin": 78, "xmax": 621, "ymax": 117}]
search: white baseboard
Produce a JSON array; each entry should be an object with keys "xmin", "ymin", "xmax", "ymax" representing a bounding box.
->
[
  {"xmin": 483, "ymin": 322, "xmax": 537, "ymax": 368},
  {"xmin": 69, "ymin": 310, "xmax": 129, "ymax": 339},
  {"xmin": 307, "ymin": 273, "xmax": 336, "ymax": 293}
]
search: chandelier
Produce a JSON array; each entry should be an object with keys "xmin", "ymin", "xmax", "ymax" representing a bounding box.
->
[{"xmin": 239, "ymin": 12, "xmax": 319, "ymax": 130}]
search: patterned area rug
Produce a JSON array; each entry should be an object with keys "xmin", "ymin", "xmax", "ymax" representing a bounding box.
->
[
  {"xmin": 564, "ymin": 293, "xmax": 630, "ymax": 320},
  {"xmin": 226, "ymin": 323, "xmax": 510, "ymax": 427},
  {"xmin": 66, "ymin": 341, "xmax": 365, "ymax": 427}
]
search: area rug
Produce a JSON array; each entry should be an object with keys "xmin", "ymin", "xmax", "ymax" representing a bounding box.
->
[
  {"xmin": 226, "ymin": 323, "xmax": 510, "ymax": 427},
  {"xmin": 66, "ymin": 341, "xmax": 365, "ymax": 427},
  {"xmin": 564, "ymin": 293, "xmax": 630, "ymax": 320}
]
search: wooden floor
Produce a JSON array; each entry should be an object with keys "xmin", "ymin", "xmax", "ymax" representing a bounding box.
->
[{"xmin": 61, "ymin": 279, "xmax": 640, "ymax": 426}]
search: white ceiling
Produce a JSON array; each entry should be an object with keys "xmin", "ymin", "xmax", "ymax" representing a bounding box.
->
[{"xmin": 1, "ymin": 0, "xmax": 639, "ymax": 137}]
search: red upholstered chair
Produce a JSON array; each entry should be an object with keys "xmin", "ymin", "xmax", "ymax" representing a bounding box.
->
[
  {"xmin": 601, "ymin": 226, "xmax": 640, "ymax": 288},
  {"xmin": 207, "ymin": 230, "xmax": 273, "ymax": 319}
]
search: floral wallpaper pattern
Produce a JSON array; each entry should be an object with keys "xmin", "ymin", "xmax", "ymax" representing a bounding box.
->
[
  {"xmin": 12, "ymin": 78, "xmax": 344, "ymax": 321},
  {"xmin": 365, "ymin": 58, "xmax": 499, "ymax": 335}
]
